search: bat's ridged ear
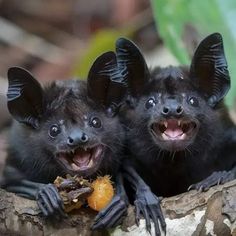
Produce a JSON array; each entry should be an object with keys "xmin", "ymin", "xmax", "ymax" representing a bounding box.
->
[
  {"xmin": 190, "ymin": 33, "xmax": 230, "ymax": 107},
  {"xmin": 87, "ymin": 51, "xmax": 126, "ymax": 117},
  {"xmin": 7, "ymin": 67, "xmax": 43, "ymax": 128},
  {"xmin": 116, "ymin": 38, "xmax": 150, "ymax": 98}
]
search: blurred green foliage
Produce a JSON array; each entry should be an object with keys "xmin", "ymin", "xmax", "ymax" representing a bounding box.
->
[
  {"xmin": 73, "ymin": 29, "xmax": 132, "ymax": 79},
  {"xmin": 151, "ymin": 0, "xmax": 236, "ymax": 106}
]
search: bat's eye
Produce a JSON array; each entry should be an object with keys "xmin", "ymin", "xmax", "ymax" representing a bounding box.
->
[
  {"xmin": 189, "ymin": 97, "xmax": 199, "ymax": 107},
  {"xmin": 145, "ymin": 98, "xmax": 156, "ymax": 109},
  {"xmin": 90, "ymin": 117, "xmax": 102, "ymax": 128},
  {"xmin": 49, "ymin": 124, "xmax": 61, "ymax": 138}
]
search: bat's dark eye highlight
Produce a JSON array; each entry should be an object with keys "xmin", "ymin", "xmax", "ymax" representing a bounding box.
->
[
  {"xmin": 49, "ymin": 124, "xmax": 61, "ymax": 138},
  {"xmin": 188, "ymin": 97, "xmax": 199, "ymax": 107},
  {"xmin": 145, "ymin": 98, "xmax": 156, "ymax": 109},
  {"xmin": 90, "ymin": 117, "xmax": 102, "ymax": 128}
]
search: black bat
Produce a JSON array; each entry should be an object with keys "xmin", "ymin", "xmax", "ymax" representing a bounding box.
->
[
  {"xmin": 115, "ymin": 33, "xmax": 236, "ymax": 235},
  {"xmin": 1, "ymin": 51, "xmax": 128, "ymax": 229}
]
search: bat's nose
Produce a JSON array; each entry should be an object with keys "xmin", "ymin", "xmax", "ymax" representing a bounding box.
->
[
  {"xmin": 67, "ymin": 130, "xmax": 88, "ymax": 147},
  {"xmin": 161, "ymin": 104, "xmax": 183, "ymax": 116},
  {"xmin": 161, "ymin": 96, "xmax": 183, "ymax": 117}
]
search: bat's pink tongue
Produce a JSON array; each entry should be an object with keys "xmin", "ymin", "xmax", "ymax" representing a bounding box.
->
[
  {"xmin": 73, "ymin": 150, "xmax": 91, "ymax": 167},
  {"xmin": 164, "ymin": 120, "xmax": 183, "ymax": 138}
]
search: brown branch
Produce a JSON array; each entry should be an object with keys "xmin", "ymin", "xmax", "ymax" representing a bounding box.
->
[
  {"xmin": 0, "ymin": 17, "xmax": 69, "ymax": 64},
  {"xmin": 0, "ymin": 180, "xmax": 236, "ymax": 236}
]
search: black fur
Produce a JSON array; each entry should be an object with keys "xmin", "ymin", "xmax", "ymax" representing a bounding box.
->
[
  {"xmin": 5, "ymin": 80, "xmax": 123, "ymax": 182},
  {"xmin": 117, "ymin": 33, "xmax": 236, "ymax": 197},
  {"xmin": 115, "ymin": 33, "xmax": 236, "ymax": 235},
  {"xmin": 1, "ymin": 52, "xmax": 128, "ymax": 229}
]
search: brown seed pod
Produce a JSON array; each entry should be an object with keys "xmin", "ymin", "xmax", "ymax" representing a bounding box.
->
[{"xmin": 54, "ymin": 175, "xmax": 93, "ymax": 213}]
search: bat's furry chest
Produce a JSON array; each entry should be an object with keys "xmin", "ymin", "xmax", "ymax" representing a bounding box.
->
[{"xmin": 134, "ymin": 155, "xmax": 211, "ymax": 197}]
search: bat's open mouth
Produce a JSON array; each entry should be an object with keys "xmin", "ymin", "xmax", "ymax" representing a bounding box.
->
[
  {"xmin": 151, "ymin": 119, "xmax": 197, "ymax": 140},
  {"xmin": 150, "ymin": 118, "xmax": 198, "ymax": 150},
  {"xmin": 57, "ymin": 145, "xmax": 104, "ymax": 174}
]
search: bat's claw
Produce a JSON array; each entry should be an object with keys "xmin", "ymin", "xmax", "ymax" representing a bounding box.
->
[
  {"xmin": 36, "ymin": 183, "xmax": 66, "ymax": 218},
  {"xmin": 188, "ymin": 171, "xmax": 234, "ymax": 192},
  {"xmin": 91, "ymin": 193, "xmax": 128, "ymax": 230},
  {"xmin": 134, "ymin": 186, "xmax": 166, "ymax": 236}
]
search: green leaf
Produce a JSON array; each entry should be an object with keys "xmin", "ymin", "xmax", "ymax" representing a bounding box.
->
[
  {"xmin": 73, "ymin": 29, "xmax": 132, "ymax": 79},
  {"xmin": 151, "ymin": 0, "xmax": 236, "ymax": 106}
]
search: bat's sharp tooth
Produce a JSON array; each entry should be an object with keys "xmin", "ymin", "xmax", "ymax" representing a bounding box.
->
[{"xmin": 164, "ymin": 121, "xmax": 168, "ymax": 128}]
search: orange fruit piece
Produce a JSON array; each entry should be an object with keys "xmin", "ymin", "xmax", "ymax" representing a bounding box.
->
[{"xmin": 87, "ymin": 175, "xmax": 114, "ymax": 211}]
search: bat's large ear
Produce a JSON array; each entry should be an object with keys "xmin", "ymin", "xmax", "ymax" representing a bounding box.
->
[
  {"xmin": 116, "ymin": 38, "xmax": 150, "ymax": 98},
  {"xmin": 87, "ymin": 51, "xmax": 126, "ymax": 116},
  {"xmin": 190, "ymin": 33, "xmax": 230, "ymax": 107},
  {"xmin": 7, "ymin": 67, "xmax": 43, "ymax": 128}
]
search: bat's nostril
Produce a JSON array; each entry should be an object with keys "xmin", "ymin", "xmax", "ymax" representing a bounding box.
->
[
  {"xmin": 81, "ymin": 133, "xmax": 88, "ymax": 143},
  {"xmin": 67, "ymin": 137, "xmax": 74, "ymax": 145},
  {"xmin": 162, "ymin": 107, "xmax": 169, "ymax": 115},
  {"xmin": 176, "ymin": 106, "xmax": 183, "ymax": 114}
]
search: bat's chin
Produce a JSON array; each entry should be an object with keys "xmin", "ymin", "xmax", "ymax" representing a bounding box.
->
[
  {"xmin": 56, "ymin": 145, "xmax": 104, "ymax": 176},
  {"xmin": 149, "ymin": 118, "xmax": 199, "ymax": 151}
]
